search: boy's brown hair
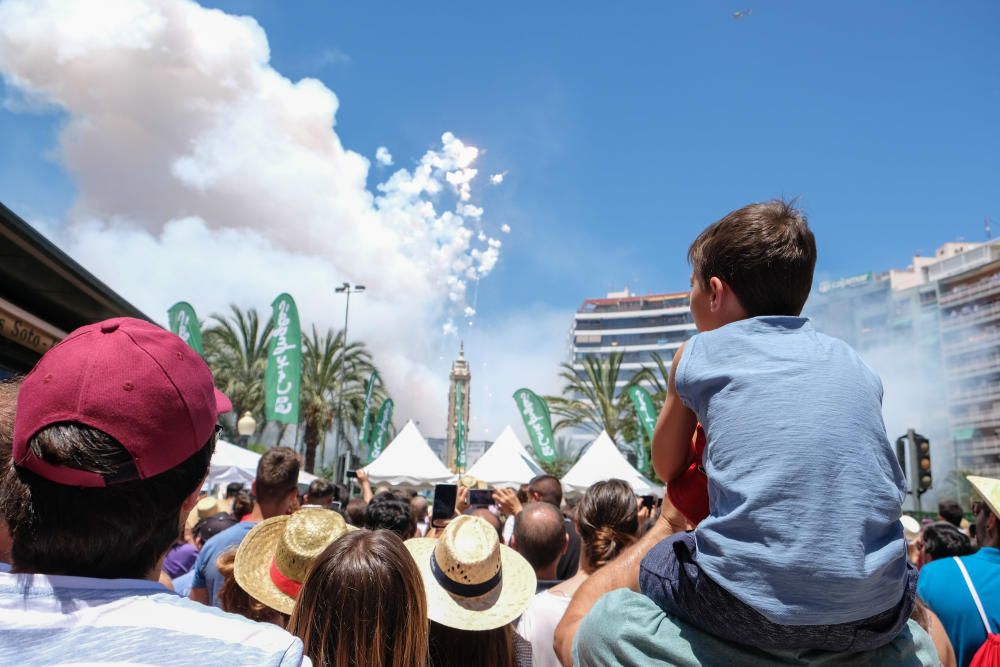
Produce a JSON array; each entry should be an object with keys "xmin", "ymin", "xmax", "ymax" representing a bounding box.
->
[{"xmin": 688, "ymin": 199, "xmax": 817, "ymax": 317}]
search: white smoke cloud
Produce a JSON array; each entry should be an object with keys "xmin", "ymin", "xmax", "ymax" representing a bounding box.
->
[
  {"xmin": 0, "ymin": 0, "xmax": 541, "ymax": 442},
  {"xmin": 374, "ymin": 146, "xmax": 393, "ymax": 166},
  {"xmin": 500, "ymin": 223, "xmax": 511, "ymax": 234},
  {"xmin": 490, "ymin": 171, "xmax": 507, "ymax": 185}
]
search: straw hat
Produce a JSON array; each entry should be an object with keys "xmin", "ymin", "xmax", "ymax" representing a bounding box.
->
[
  {"xmin": 186, "ymin": 496, "xmax": 219, "ymax": 530},
  {"xmin": 968, "ymin": 475, "xmax": 1000, "ymax": 518},
  {"xmin": 405, "ymin": 514, "xmax": 536, "ymax": 631},
  {"xmin": 235, "ymin": 507, "xmax": 352, "ymax": 614}
]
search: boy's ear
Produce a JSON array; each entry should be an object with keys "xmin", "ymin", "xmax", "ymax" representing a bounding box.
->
[{"xmin": 707, "ymin": 276, "xmax": 727, "ymax": 311}]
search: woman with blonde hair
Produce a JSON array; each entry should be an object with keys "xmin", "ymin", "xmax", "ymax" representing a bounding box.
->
[
  {"xmin": 289, "ymin": 529, "xmax": 428, "ymax": 667},
  {"xmin": 516, "ymin": 479, "xmax": 640, "ymax": 667}
]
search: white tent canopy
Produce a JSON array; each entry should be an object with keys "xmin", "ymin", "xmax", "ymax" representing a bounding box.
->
[
  {"xmin": 363, "ymin": 420, "xmax": 457, "ymax": 489},
  {"xmin": 466, "ymin": 426, "xmax": 544, "ymax": 489},
  {"xmin": 208, "ymin": 440, "xmax": 318, "ymax": 489},
  {"xmin": 560, "ymin": 431, "xmax": 663, "ymax": 498}
]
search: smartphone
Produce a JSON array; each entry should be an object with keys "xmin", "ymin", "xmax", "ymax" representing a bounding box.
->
[
  {"xmin": 641, "ymin": 495, "xmax": 656, "ymax": 510},
  {"xmin": 468, "ymin": 488, "xmax": 494, "ymax": 506},
  {"xmin": 432, "ymin": 484, "xmax": 458, "ymax": 528},
  {"xmin": 329, "ymin": 501, "xmax": 342, "ymax": 512},
  {"xmin": 345, "ymin": 470, "xmax": 358, "ymax": 479}
]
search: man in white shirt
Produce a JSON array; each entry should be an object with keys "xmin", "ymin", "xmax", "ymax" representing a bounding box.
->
[{"xmin": 0, "ymin": 318, "xmax": 308, "ymax": 666}]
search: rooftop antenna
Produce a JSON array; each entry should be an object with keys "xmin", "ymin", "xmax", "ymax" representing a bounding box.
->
[{"xmin": 987, "ymin": 216, "xmax": 993, "ymax": 241}]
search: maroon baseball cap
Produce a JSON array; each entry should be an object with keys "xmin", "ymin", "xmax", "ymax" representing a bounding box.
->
[{"xmin": 13, "ymin": 317, "xmax": 232, "ymax": 487}]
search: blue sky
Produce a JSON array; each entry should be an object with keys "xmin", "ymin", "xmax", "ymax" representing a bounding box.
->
[
  {"xmin": 222, "ymin": 0, "xmax": 999, "ymax": 309},
  {"xmin": 2, "ymin": 1, "xmax": 997, "ymax": 316}
]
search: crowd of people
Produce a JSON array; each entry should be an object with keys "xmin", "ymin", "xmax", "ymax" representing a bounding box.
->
[{"xmin": 0, "ymin": 200, "xmax": 997, "ymax": 666}]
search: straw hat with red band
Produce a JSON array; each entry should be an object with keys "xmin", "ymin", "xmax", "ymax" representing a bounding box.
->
[
  {"xmin": 235, "ymin": 507, "xmax": 354, "ymax": 615},
  {"xmin": 11, "ymin": 318, "xmax": 231, "ymax": 487},
  {"xmin": 405, "ymin": 514, "xmax": 536, "ymax": 631}
]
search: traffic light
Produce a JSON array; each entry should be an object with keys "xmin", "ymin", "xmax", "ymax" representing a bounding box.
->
[
  {"xmin": 895, "ymin": 436, "xmax": 907, "ymax": 469},
  {"xmin": 913, "ymin": 432, "xmax": 932, "ymax": 495}
]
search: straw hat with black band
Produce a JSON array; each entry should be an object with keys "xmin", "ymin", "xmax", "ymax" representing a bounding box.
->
[
  {"xmin": 405, "ymin": 514, "xmax": 536, "ymax": 631},
  {"xmin": 235, "ymin": 506, "xmax": 353, "ymax": 614}
]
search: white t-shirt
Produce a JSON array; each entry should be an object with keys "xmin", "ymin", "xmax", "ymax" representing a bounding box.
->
[
  {"xmin": 0, "ymin": 572, "xmax": 310, "ymax": 666},
  {"xmin": 516, "ymin": 589, "xmax": 572, "ymax": 667}
]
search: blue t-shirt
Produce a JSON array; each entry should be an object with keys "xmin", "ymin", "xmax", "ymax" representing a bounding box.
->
[
  {"xmin": 172, "ymin": 569, "xmax": 196, "ymax": 598},
  {"xmin": 190, "ymin": 521, "xmax": 255, "ymax": 606},
  {"xmin": 917, "ymin": 548, "xmax": 1000, "ymax": 667},
  {"xmin": 676, "ymin": 316, "xmax": 907, "ymax": 625}
]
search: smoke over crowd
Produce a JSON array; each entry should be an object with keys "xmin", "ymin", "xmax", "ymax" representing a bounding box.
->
[{"xmin": 0, "ymin": 0, "xmax": 568, "ymax": 438}]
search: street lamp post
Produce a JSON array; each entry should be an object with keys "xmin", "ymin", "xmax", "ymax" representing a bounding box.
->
[
  {"xmin": 331, "ymin": 282, "xmax": 365, "ymax": 481},
  {"xmin": 236, "ymin": 411, "xmax": 257, "ymax": 449}
]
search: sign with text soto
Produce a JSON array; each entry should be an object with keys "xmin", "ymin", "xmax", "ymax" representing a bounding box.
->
[
  {"xmin": 513, "ymin": 388, "xmax": 556, "ymax": 465},
  {"xmin": 264, "ymin": 293, "xmax": 302, "ymax": 424},
  {"xmin": 0, "ymin": 299, "xmax": 64, "ymax": 356},
  {"xmin": 167, "ymin": 302, "xmax": 203, "ymax": 355},
  {"xmin": 358, "ymin": 371, "xmax": 379, "ymax": 450},
  {"xmin": 369, "ymin": 398, "xmax": 394, "ymax": 462}
]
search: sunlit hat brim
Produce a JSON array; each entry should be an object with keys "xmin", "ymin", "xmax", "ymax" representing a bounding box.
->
[{"xmin": 405, "ymin": 537, "xmax": 536, "ymax": 631}]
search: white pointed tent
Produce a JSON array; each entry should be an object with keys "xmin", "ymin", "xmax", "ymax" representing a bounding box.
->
[
  {"xmin": 466, "ymin": 426, "xmax": 544, "ymax": 489},
  {"xmin": 363, "ymin": 420, "xmax": 457, "ymax": 489},
  {"xmin": 560, "ymin": 431, "xmax": 663, "ymax": 498},
  {"xmin": 208, "ymin": 440, "xmax": 318, "ymax": 488}
]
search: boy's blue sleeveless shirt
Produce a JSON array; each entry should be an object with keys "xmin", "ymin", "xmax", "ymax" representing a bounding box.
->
[{"xmin": 676, "ymin": 316, "xmax": 908, "ymax": 625}]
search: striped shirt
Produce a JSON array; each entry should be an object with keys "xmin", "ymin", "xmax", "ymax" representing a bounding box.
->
[{"xmin": 0, "ymin": 572, "xmax": 310, "ymax": 666}]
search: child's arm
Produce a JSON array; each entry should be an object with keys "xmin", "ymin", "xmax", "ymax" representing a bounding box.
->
[{"xmin": 651, "ymin": 341, "xmax": 699, "ymax": 483}]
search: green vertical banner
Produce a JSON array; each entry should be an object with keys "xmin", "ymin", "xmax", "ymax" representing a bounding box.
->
[
  {"xmin": 167, "ymin": 302, "xmax": 203, "ymax": 355},
  {"xmin": 513, "ymin": 388, "xmax": 556, "ymax": 465},
  {"xmin": 454, "ymin": 382, "xmax": 467, "ymax": 470},
  {"xmin": 627, "ymin": 386, "xmax": 658, "ymax": 474},
  {"xmin": 358, "ymin": 371, "xmax": 379, "ymax": 450},
  {"xmin": 369, "ymin": 399, "xmax": 394, "ymax": 462},
  {"xmin": 264, "ymin": 293, "xmax": 302, "ymax": 424}
]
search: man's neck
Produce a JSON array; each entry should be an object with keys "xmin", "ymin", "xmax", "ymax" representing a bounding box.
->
[
  {"xmin": 253, "ymin": 500, "xmax": 286, "ymax": 521},
  {"xmin": 536, "ymin": 562, "xmax": 559, "ymax": 581}
]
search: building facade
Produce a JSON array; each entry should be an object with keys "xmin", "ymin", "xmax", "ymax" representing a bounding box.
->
[
  {"xmin": 805, "ymin": 240, "xmax": 1000, "ymax": 506},
  {"xmin": 936, "ymin": 245, "xmax": 1000, "ymax": 479},
  {"xmin": 571, "ymin": 288, "xmax": 697, "ymax": 388}
]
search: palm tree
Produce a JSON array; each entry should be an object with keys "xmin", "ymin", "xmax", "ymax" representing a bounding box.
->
[
  {"xmin": 300, "ymin": 326, "xmax": 386, "ymax": 473},
  {"xmin": 640, "ymin": 351, "xmax": 672, "ymax": 405},
  {"xmin": 203, "ymin": 305, "xmax": 273, "ymax": 433},
  {"xmin": 545, "ymin": 352, "xmax": 645, "ymax": 447},
  {"xmin": 539, "ymin": 436, "xmax": 585, "ymax": 479}
]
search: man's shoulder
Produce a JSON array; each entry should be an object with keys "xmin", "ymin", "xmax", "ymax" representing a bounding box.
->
[
  {"xmin": 917, "ymin": 556, "xmax": 959, "ymax": 585},
  {"xmin": 0, "ymin": 574, "xmax": 306, "ymax": 665},
  {"xmin": 574, "ymin": 589, "xmax": 938, "ymax": 667},
  {"xmin": 202, "ymin": 521, "xmax": 253, "ymax": 554}
]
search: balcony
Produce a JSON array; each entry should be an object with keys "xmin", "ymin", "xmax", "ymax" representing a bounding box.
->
[
  {"xmin": 943, "ymin": 328, "xmax": 1000, "ymax": 357},
  {"xmin": 940, "ymin": 300, "xmax": 1000, "ymax": 332},
  {"xmin": 951, "ymin": 408, "xmax": 1000, "ymax": 428},
  {"xmin": 939, "ymin": 273, "xmax": 1000, "ymax": 307},
  {"xmin": 955, "ymin": 437, "xmax": 1000, "ymax": 457},
  {"xmin": 947, "ymin": 355, "xmax": 1000, "ymax": 380},
  {"xmin": 949, "ymin": 384, "xmax": 1000, "ymax": 407}
]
